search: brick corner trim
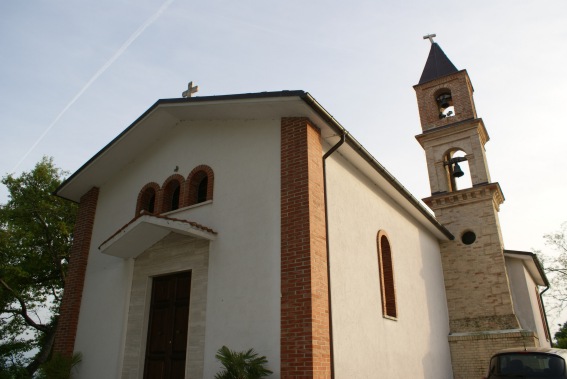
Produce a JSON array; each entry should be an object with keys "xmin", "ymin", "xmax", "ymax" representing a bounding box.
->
[
  {"xmin": 280, "ymin": 117, "xmax": 331, "ymax": 378},
  {"xmin": 53, "ymin": 186, "xmax": 99, "ymax": 356}
]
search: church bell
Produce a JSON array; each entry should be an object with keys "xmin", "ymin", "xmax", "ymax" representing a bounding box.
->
[
  {"xmin": 436, "ymin": 93, "xmax": 452, "ymax": 109},
  {"xmin": 452, "ymin": 162, "xmax": 465, "ymax": 178}
]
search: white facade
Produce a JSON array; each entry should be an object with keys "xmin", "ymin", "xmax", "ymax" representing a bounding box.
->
[
  {"xmin": 505, "ymin": 252, "xmax": 551, "ymax": 347},
  {"xmin": 55, "ymin": 92, "xmax": 548, "ymax": 378},
  {"xmin": 325, "ymin": 149, "xmax": 453, "ymax": 378},
  {"xmin": 72, "ymin": 118, "xmax": 282, "ymax": 378}
]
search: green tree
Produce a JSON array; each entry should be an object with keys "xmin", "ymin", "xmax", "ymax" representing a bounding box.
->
[
  {"xmin": 0, "ymin": 157, "xmax": 77, "ymax": 377},
  {"xmin": 215, "ymin": 346, "xmax": 273, "ymax": 379},
  {"xmin": 555, "ymin": 321, "xmax": 567, "ymax": 348}
]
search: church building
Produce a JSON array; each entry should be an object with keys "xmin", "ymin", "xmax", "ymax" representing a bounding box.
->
[{"xmin": 53, "ymin": 40, "xmax": 550, "ymax": 378}]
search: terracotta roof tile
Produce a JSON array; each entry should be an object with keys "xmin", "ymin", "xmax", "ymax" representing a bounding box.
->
[{"xmin": 99, "ymin": 210, "xmax": 217, "ymax": 249}]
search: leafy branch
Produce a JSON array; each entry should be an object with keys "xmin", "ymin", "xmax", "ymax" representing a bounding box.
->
[
  {"xmin": 0, "ymin": 157, "xmax": 77, "ymax": 376},
  {"xmin": 0, "ymin": 277, "xmax": 48, "ymax": 333},
  {"xmin": 538, "ymin": 222, "xmax": 567, "ymax": 325}
]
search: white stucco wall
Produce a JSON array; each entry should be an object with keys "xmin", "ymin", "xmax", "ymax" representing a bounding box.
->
[
  {"xmin": 72, "ymin": 118, "xmax": 281, "ymax": 378},
  {"xmin": 506, "ymin": 258, "xmax": 551, "ymax": 347},
  {"xmin": 325, "ymin": 151, "xmax": 453, "ymax": 378}
]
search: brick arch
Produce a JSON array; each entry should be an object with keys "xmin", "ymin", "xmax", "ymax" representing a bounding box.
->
[
  {"xmin": 185, "ymin": 165, "xmax": 214, "ymax": 207},
  {"xmin": 377, "ymin": 230, "xmax": 397, "ymax": 319},
  {"xmin": 433, "ymin": 87, "xmax": 452, "ymax": 98},
  {"xmin": 443, "ymin": 146, "xmax": 469, "ymax": 158},
  {"xmin": 160, "ymin": 174, "xmax": 186, "ymax": 213},
  {"xmin": 135, "ymin": 182, "xmax": 160, "ymax": 216}
]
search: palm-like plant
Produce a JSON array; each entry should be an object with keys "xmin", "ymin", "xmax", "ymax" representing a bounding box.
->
[
  {"xmin": 214, "ymin": 346, "xmax": 273, "ymax": 379},
  {"xmin": 37, "ymin": 352, "xmax": 82, "ymax": 379}
]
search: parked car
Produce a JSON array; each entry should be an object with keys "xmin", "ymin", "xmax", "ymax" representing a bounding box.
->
[{"xmin": 484, "ymin": 347, "xmax": 567, "ymax": 378}]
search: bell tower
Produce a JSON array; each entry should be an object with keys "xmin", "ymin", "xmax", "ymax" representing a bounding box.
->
[{"xmin": 414, "ymin": 37, "xmax": 539, "ymax": 378}]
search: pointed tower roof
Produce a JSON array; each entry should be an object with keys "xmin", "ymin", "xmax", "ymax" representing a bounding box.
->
[{"xmin": 418, "ymin": 42, "xmax": 458, "ymax": 84}]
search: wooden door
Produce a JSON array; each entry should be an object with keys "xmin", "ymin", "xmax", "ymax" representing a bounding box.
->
[{"xmin": 144, "ymin": 271, "xmax": 191, "ymax": 379}]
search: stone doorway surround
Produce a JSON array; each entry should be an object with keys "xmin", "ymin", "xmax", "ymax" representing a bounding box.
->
[{"xmin": 120, "ymin": 233, "xmax": 210, "ymax": 379}]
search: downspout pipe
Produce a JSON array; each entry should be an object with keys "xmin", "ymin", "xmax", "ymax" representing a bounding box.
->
[
  {"xmin": 322, "ymin": 132, "xmax": 346, "ymax": 379},
  {"xmin": 532, "ymin": 252, "xmax": 553, "ymax": 345},
  {"xmin": 539, "ymin": 285, "xmax": 553, "ymax": 345}
]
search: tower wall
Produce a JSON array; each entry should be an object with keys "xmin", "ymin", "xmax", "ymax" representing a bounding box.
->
[
  {"xmin": 414, "ymin": 70, "xmax": 477, "ymax": 131},
  {"xmin": 425, "ymin": 185, "xmax": 517, "ymax": 332},
  {"xmin": 448, "ymin": 331, "xmax": 539, "ymax": 379},
  {"xmin": 430, "ymin": 186, "xmax": 542, "ymax": 379},
  {"xmin": 414, "ymin": 46, "xmax": 539, "ymax": 379},
  {"xmin": 417, "ymin": 119, "xmax": 492, "ymax": 194}
]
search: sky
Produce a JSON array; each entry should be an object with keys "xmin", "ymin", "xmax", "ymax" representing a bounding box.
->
[{"xmin": 1, "ymin": 0, "xmax": 566, "ymax": 318}]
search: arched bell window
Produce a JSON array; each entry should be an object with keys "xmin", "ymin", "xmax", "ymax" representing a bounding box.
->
[
  {"xmin": 444, "ymin": 149, "xmax": 471, "ymax": 192},
  {"xmin": 436, "ymin": 90, "xmax": 455, "ymax": 119}
]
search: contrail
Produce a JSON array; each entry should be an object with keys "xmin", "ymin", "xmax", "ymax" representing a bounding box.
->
[{"xmin": 12, "ymin": 0, "xmax": 175, "ymax": 172}]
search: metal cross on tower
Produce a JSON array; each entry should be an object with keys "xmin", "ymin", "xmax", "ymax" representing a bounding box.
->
[
  {"xmin": 423, "ymin": 34, "xmax": 436, "ymax": 44},
  {"xmin": 182, "ymin": 81, "xmax": 199, "ymax": 98}
]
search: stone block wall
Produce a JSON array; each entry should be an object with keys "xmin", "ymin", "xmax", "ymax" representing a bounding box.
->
[{"xmin": 449, "ymin": 330, "xmax": 539, "ymax": 379}]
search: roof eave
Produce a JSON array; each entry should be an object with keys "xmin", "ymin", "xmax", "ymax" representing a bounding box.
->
[
  {"xmin": 55, "ymin": 91, "xmax": 309, "ymax": 202},
  {"xmin": 300, "ymin": 93, "xmax": 453, "ymax": 241},
  {"xmin": 56, "ymin": 90, "xmax": 453, "ymax": 241},
  {"xmin": 504, "ymin": 249, "xmax": 550, "ymax": 287}
]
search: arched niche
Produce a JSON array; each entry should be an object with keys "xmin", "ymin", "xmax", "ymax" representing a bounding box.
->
[
  {"xmin": 136, "ymin": 182, "xmax": 160, "ymax": 216},
  {"xmin": 186, "ymin": 165, "xmax": 214, "ymax": 207},
  {"xmin": 161, "ymin": 174, "xmax": 186, "ymax": 213}
]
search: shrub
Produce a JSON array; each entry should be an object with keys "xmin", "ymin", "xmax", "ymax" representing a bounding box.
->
[
  {"xmin": 37, "ymin": 353, "xmax": 81, "ymax": 379},
  {"xmin": 215, "ymin": 346, "xmax": 272, "ymax": 379}
]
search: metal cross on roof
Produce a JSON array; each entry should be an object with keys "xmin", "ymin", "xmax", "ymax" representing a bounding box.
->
[
  {"xmin": 182, "ymin": 81, "xmax": 199, "ymax": 98},
  {"xmin": 423, "ymin": 34, "xmax": 436, "ymax": 44}
]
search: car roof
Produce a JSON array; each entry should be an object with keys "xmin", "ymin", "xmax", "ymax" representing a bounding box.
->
[{"xmin": 494, "ymin": 347, "xmax": 567, "ymax": 359}]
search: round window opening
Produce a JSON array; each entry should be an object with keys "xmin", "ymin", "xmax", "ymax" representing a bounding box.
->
[{"xmin": 461, "ymin": 231, "xmax": 476, "ymax": 245}]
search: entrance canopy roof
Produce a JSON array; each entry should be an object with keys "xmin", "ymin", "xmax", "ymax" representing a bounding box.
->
[{"xmin": 99, "ymin": 212, "xmax": 216, "ymax": 259}]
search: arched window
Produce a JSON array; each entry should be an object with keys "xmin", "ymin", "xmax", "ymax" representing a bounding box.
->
[
  {"xmin": 435, "ymin": 89, "xmax": 455, "ymax": 119},
  {"xmin": 197, "ymin": 176, "xmax": 208, "ymax": 203},
  {"xmin": 172, "ymin": 184, "xmax": 180, "ymax": 210},
  {"xmin": 144, "ymin": 189, "xmax": 156, "ymax": 213},
  {"xmin": 444, "ymin": 149, "xmax": 471, "ymax": 192},
  {"xmin": 161, "ymin": 175, "xmax": 185, "ymax": 213},
  {"xmin": 377, "ymin": 233, "xmax": 397, "ymax": 319},
  {"xmin": 186, "ymin": 165, "xmax": 214, "ymax": 206},
  {"xmin": 136, "ymin": 183, "xmax": 160, "ymax": 216}
]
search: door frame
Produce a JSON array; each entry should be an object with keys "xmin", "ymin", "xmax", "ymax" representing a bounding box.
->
[{"xmin": 120, "ymin": 234, "xmax": 210, "ymax": 379}]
